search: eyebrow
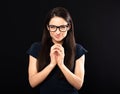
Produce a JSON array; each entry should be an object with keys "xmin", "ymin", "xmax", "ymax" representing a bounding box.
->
[{"xmin": 48, "ymin": 24, "xmax": 68, "ymax": 26}]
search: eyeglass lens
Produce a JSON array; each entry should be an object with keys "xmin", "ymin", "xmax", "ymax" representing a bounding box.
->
[{"xmin": 48, "ymin": 25, "xmax": 68, "ymax": 32}]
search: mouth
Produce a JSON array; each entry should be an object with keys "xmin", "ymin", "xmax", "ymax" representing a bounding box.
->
[{"xmin": 55, "ymin": 35, "xmax": 60, "ymax": 38}]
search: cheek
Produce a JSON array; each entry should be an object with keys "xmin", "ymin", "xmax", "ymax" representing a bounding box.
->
[
  {"xmin": 63, "ymin": 32, "xmax": 68, "ymax": 38},
  {"xmin": 49, "ymin": 32, "xmax": 54, "ymax": 37}
]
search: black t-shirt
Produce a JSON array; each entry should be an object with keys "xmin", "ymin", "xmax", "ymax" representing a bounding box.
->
[{"xmin": 27, "ymin": 42, "xmax": 87, "ymax": 94}]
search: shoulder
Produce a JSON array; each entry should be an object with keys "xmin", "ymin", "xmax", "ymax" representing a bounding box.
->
[
  {"xmin": 76, "ymin": 43, "xmax": 87, "ymax": 51},
  {"xmin": 30, "ymin": 42, "xmax": 41, "ymax": 48},
  {"xmin": 75, "ymin": 43, "xmax": 88, "ymax": 59},
  {"xmin": 26, "ymin": 42, "xmax": 41, "ymax": 58},
  {"xmin": 28, "ymin": 42, "xmax": 41, "ymax": 52}
]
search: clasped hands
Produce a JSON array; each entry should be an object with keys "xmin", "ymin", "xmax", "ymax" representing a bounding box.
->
[{"xmin": 50, "ymin": 44, "xmax": 65, "ymax": 66}]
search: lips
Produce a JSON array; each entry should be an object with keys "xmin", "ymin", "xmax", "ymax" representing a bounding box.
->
[{"xmin": 55, "ymin": 35, "xmax": 61, "ymax": 39}]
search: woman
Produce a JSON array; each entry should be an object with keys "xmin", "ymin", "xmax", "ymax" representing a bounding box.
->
[{"xmin": 27, "ymin": 6, "xmax": 87, "ymax": 94}]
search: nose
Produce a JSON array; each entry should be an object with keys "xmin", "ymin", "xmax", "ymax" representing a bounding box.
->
[{"xmin": 55, "ymin": 28, "xmax": 60, "ymax": 34}]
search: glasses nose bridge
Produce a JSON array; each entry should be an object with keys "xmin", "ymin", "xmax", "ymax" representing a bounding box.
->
[
  {"xmin": 56, "ymin": 26, "xmax": 60, "ymax": 29},
  {"xmin": 56, "ymin": 26, "xmax": 61, "ymax": 31},
  {"xmin": 55, "ymin": 26, "xmax": 61, "ymax": 33}
]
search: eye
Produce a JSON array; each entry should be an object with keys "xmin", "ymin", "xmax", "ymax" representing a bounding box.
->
[
  {"xmin": 49, "ymin": 25, "xmax": 56, "ymax": 29},
  {"xmin": 60, "ymin": 25, "xmax": 66, "ymax": 29},
  {"xmin": 48, "ymin": 25, "xmax": 57, "ymax": 32}
]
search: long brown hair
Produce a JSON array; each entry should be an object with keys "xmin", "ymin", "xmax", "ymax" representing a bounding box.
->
[{"xmin": 37, "ymin": 7, "xmax": 76, "ymax": 73}]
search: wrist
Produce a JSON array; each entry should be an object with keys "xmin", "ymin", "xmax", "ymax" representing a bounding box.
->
[
  {"xmin": 49, "ymin": 63, "xmax": 56, "ymax": 68},
  {"xmin": 57, "ymin": 61, "xmax": 64, "ymax": 67}
]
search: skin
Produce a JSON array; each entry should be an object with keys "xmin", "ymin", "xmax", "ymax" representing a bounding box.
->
[
  {"xmin": 48, "ymin": 16, "xmax": 69, "ymax": 44},
  {"xmin": 28, "ymin": 16, "xmax": 85, "ymax": 90}
]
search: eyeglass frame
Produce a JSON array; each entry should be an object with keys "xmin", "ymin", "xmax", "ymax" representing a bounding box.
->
[{"xmin": 47, "ymin": 24, "xmax": 69, "ymax": 32}]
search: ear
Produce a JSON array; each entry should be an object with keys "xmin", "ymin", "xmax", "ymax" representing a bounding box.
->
[
  {"xmin": 47, "ymin": 25, "xmax": 49, "ymax": 30},
  {"xmin": 67, "ymin": 24, "xmax": 71, "ymax": 31}
]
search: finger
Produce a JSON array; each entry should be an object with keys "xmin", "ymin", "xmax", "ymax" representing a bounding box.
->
[
  {"xmin": 51, "ymin": 44, "xmax": 60, "ymax": 50},
  {"xmin": 55, "ymin": 49, "xmax": 63, "ymax": 55},
  {"xmin": 52, "ymin": 44, "xmax": 64, "ymax": 55},
  {"xmin": 54, "ymin": 44, "xmax": 63, "ymax": 50},
  {"xmin": 51, "ymin": 49, "xmax": 57, "ymax": 54}
]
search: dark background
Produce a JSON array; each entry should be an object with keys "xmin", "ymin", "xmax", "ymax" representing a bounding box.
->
[{"xmin": 2, "ymin": 0, "xmax": 120, "ymax": 94}]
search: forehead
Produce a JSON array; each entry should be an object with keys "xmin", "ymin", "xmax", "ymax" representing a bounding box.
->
[{"xmin": 49, "ymin": 16, "xmax": 68, "ymax": 25}]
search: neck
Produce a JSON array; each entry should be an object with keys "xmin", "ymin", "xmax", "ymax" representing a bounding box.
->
[{"xmin": 52, "ymin": 40, "xmax": 63, "ymax": 45}]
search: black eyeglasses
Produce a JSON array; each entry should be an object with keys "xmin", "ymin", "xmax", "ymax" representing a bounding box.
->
[{"xmin": 48, "ymin": 24, "xmax": 69, "ymax": 32}]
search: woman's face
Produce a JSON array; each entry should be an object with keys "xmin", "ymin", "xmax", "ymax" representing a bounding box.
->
[{"xmin": 47, "ymin": 16, "xmax": 70, "ymax": 44}]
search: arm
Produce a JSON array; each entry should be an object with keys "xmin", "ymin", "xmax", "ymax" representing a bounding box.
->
[
  {"xmin": 28, "ymin": 55, "xmax": 56, "ymax": 88},
  {"xmin": 58, "ymin": 55, "xmax": 85, "ymax": 90}
]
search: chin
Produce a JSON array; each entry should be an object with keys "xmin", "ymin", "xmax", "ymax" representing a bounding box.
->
[
  {"xmin": 54, "ymin": 40, "xmax": 63, "ymax": 44},
  {"xmin": 55, "ymin": 38, "xmax": 62, "ymax": 42}
]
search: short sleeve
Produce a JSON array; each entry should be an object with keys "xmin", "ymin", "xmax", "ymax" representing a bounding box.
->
[
  {"xmin": 26, "ymin": 42, "xmax": 41, "ymax": 58},
  {"xmin": 75, "ymin": 43, "xmax": 88, "ymax": 60}
]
